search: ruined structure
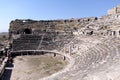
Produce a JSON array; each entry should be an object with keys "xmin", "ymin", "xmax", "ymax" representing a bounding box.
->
[
  {"xmin": 9, "ymin": 14, "xmax": 120, "ymax": 51},
  {"xmin": 9, "ymin": 17, "xmax": 97, "ymax": 51},
  {"xmin": 9, "ymin": 5, "xmax": 120, "ymax": 80},
  {"xmin": 108, "ymin": 5, "xmax": 120, "ymax": 15}
]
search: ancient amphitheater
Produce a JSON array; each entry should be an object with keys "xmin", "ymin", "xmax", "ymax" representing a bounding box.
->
[{"xmin": 7, "ymin": 5, "xmax": 120, "ymax": 80}]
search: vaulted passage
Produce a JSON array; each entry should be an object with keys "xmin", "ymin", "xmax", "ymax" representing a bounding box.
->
[{"xmin": 24, "ymin": 28, "xmax": 32, "ymax": 34}]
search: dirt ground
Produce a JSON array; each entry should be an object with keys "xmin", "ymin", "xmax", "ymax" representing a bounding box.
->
[{"xmin": 10, "ymin": 54, "xmax": 67, "ymax": 80}]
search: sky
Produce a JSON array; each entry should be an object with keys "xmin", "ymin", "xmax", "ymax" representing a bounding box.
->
[{"xmin": 0, "ymin": 0, "xmax": 120, "ymax": 32}]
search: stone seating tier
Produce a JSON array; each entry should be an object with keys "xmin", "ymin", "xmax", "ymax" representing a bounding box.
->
[{"xmin": 12, "ymin": 34, "xmax": 74, "ymax": 51}]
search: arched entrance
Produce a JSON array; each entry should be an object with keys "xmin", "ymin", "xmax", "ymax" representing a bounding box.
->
[{"xmin": 24, "ymin": 28, "xmax": 32, "ymax": 34}]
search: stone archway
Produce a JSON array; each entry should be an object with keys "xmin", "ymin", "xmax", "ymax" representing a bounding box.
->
[{"xmin": 24, "ymin": 28, "xmax": 32, "ymax": 34}]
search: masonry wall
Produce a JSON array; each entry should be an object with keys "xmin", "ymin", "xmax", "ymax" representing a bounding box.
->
[
  {"xmin": 9, "ymin": 13, "xmax": 120, "ymax": 51},
  {"xmin": 9, "ymin": 18, "xmax": 98, "ymax": 51},
  {"xmin": 108, "ymin": 7, "xmax": 117, "ymax": 15},
  {"xmin": 108, "ymin": 5, "xmax": 120, "ymax": 15},
  {"xmin": 9, "ymin": 17, "xmax": 98, "ymax": 39}
]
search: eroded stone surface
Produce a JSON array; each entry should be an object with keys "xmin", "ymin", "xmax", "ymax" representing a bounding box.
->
[{"xmin": 9, "ymin": 5, "xmax": 120, "ymax": 80}]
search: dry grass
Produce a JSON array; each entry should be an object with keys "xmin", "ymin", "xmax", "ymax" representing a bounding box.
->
[{"xmin": 11, "ymin": 54, "xmax": 67, "ymax": 80}]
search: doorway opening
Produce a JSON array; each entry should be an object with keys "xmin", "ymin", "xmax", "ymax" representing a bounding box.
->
[{"xmin": 24, "ymin": 28, "xmax": 32, "ymax": 34}]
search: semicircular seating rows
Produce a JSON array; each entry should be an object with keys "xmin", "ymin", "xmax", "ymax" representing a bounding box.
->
[{"xmin": 40, "ymin": 36, "xmax": 120, "ymax": 80}]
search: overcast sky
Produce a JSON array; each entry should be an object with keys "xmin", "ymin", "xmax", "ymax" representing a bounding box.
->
[{"xmin": 0, "ymin": 0, "xmax": 120, "ymax": 32}]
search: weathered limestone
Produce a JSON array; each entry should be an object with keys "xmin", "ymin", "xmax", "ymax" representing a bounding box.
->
[
  {"xmin": 7, "ymin": 4, "xmax": 120, "ymax": 80},
  {"xmin": 9, "ymin": 17, "xmax": 98, "ymax": 38},
  {"xmin": 108, "ymin": 5, "xmax": 120, "ymax": 15},
  {"xmin": 9, "ymin": 13, "xmax": 120, "ymax": 51}
]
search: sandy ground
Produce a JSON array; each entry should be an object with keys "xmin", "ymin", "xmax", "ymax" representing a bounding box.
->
[{"xmin": 10, "ymin": 54, "xmax": 67, "ymax": 80}]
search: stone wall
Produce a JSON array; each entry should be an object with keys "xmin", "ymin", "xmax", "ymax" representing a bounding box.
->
[
  {"xmin": 108, "ymin": 5, "xmax": 120, "ymax": 15},
  {"xmin": 108, "ymin": 7, "xmax": 117, "ymax": 15},
  {"xmin": 9, "ymin": 5, "xmax": 120, "ymax": 51},
  {"xmin": 9, "ymin": 17, "xmax": 98, "ymax": 39},
  {"xmin": 9, "ymin": 14, "xmax": 120, "ymax": 38}
]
